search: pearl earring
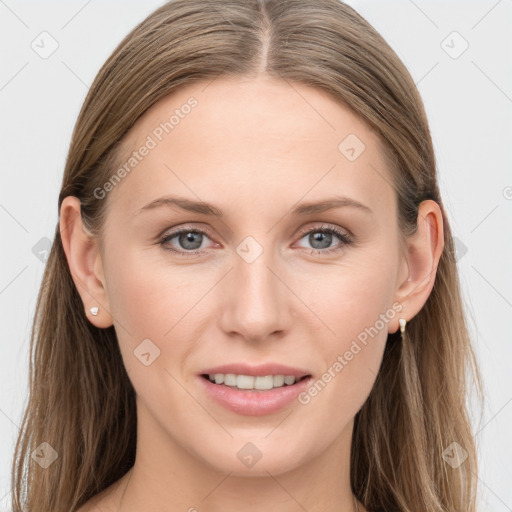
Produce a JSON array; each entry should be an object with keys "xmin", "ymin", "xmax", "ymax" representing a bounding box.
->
[
  {"xmin": 90, "ymin": 306, "xmax": 99, "ymax": 316},
  {"xmin": 399, "ymin": 318, "xmax": 407, "ymax": 334}
]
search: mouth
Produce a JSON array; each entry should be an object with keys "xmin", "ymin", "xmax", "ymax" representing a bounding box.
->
[
  {"xmin": 200, "ymin": 373, "xmax": 311, "ymax": 391},
  {"xmin": 198, "ymin": 363, "xmax": 313, "ymax": 415}
]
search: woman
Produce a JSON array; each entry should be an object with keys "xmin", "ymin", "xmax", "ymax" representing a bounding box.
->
[{"xmin": 11, "ymin": 0, "xmax": 483, "ymax": 511}]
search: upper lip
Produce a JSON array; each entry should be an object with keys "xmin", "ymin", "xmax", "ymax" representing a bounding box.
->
[{"xmin": 200, "ymin": 363, "xmax": 311, "ymax": 379}]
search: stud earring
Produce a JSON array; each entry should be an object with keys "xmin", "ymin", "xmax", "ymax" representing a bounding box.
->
[
  {"xmin": 399, "ymin": 318, "xmax": 407, "ymax": 334},
  {"xmin": 90, "ymin": 306, "xmax": 99, "ymax": 316}
]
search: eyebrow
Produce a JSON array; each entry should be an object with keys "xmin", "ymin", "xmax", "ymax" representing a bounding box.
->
[{"xmin": 136, "ymin": 195, "xmax": 373, "ymax": 217}]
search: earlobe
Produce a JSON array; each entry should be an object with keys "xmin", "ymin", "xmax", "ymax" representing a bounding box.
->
[
  {"xmin": 59, "ymin": 196, "xmax": 113, "ymax": 328},
  {"xmin": 391, "ymin": 199, "xmax": 445, "ymax": 332}
]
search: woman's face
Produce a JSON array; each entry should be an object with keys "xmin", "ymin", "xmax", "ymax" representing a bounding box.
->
[{"xmin": 93, "ymin": 76, "xmax": 410, "ymax": 476}]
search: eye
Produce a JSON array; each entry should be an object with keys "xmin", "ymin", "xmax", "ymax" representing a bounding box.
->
[
  {"xmin": 159, "ymin": 226, "xmax": 217, "ymax": 257},
  {"xmin": 159, "ymin": 223, "xmax": 353, "ymax": 258},
  {"xmin": 295, "ymin": 224, "xmax": 353, "ymax": 255}
]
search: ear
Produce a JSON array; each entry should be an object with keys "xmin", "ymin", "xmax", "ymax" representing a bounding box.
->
[
  {"xmin": 390, "ymin": 199, "xmax": 445, "ymax": 333},
  {"xmin": 59, "ymin": 196, "xmax": 113, "ymax": 328}
]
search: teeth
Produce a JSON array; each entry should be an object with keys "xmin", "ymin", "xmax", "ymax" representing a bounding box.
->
[
  {"xmin": 254, "ymin": 375, "xmax": 274, "ymax": 390},
  {"xmin": 237, "ymin": 375, "xmax": 255, "ymax": 389},
  {"xmin": 206, "ymin": 373, "xmax": 302, "ymax": 390},
  {"xmin": 224, "ymin": 374, "xmax": 237, "ymax": 386},
  {"xmin": 273, "ymin": 375, "xmax": 285, "ymax": 387},
  {"xmin": 284, "ymin": 375, "xmax": 295, "ymax": 385}
]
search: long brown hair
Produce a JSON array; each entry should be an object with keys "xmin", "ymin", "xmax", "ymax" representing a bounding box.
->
[{"xmin": 11, "ymin": 1, "xmax": 484, "ymax": 510}]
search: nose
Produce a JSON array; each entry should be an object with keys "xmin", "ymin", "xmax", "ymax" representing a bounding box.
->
[{"xmin": 217, "ymin": 247, "xmax": 294, "ymax": 344}]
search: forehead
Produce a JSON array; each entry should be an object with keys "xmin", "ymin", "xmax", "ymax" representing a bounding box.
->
[{"xmin": 108, "ymin": 76, "xmax": 395, "ymax": 218}]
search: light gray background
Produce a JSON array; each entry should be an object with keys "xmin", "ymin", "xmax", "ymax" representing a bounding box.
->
[{"xmin": 1, "ymin": 1, "xmax": 511, "ymax": 510}]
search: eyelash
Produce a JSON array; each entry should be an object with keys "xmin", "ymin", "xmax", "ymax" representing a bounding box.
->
[{"xmin": 159, "ymin": 224, "xmax": 353, "ymax": 258}]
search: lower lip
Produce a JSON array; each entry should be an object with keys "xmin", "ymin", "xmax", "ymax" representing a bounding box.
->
[{"xmin": 199, "ymin": 375, "xmax": 312, "ymax": 416}]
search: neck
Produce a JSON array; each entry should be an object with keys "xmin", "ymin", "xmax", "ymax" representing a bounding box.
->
[{"xmin": 113, "ymin": 401, "xmax": 362, "ymax": 511}]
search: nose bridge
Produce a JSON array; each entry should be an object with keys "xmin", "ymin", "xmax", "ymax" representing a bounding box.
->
[{"xmin": 218, "ymin": 238, "xmax": 291, "ymax": 340}]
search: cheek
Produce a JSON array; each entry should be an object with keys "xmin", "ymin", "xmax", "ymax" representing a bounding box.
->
[
  {"xmin": 103, "ymin": 250, "xmax": 215, "ymax": 373},
  {"xmin": 297, "ymin": 251, "xmax": 398, "ymax": 399},
  {"xmin": 301, "ymin": 254, "xmax": 397, "ymax": 345},
  {"xmin": 104, "ymin": 245, "xmax": 197, "ymax": 333}
]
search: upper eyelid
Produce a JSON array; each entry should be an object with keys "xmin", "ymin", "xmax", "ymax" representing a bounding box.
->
[
  {"xmin": 296, "ymin": 223, "xmax": 352, "ymax": 238},
  {"xmin": 160, "ymin": 223, "xmax": 351, "ymax": 246},
  {"xmin": 160, "ymin": 224, "xmax": 215, "ymax": 241}
]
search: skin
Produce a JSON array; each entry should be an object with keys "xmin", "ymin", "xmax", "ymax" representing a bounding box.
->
[{"xmin": 62, "ymin": 75, "xmax": 444, "ymax": 512}]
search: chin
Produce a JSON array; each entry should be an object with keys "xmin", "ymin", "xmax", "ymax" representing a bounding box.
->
[{"xmin": 193, "ymin": 435, "xmax": 313, "ymax": 477}]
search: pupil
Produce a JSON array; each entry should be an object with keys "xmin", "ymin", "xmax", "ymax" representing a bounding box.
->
[
  {"xmin": 310, "ymin": 232, "xmax": 332, "ymax": 249},
  {"xmin": 176, "ymin": 230, "xmax": 333, "ymax": 251},
  {"xmin": 180, "ymin": 232, "xmax": 202, "ymax": 250}
]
